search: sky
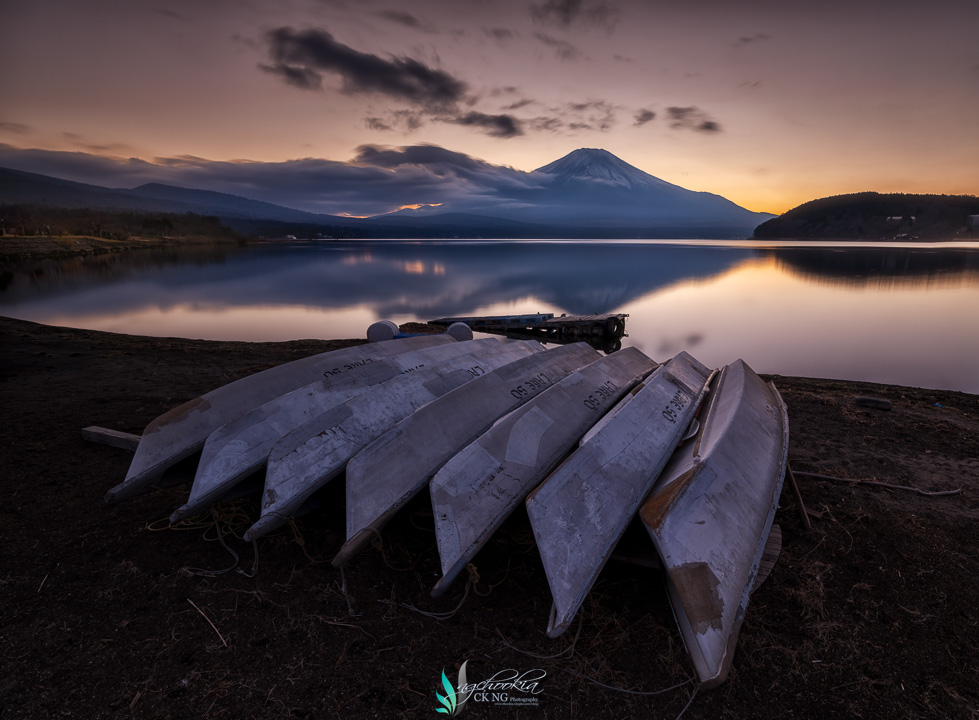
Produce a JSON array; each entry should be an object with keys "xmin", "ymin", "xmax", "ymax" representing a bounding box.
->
[{"xmin": 1, "ymin": 0, "xmax": 977, "ymax": 216}]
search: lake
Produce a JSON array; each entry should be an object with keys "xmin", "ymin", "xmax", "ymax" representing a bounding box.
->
[{"xmin": 3, "ymin": 239, "xmax": 978, "ymax": 393}]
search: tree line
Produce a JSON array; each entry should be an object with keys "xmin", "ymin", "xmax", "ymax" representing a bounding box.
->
[{"xmin": 0, "ymin": 205, "xmax": 246, "ymax": 241}]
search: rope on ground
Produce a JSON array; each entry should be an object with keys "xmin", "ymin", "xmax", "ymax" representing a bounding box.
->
[
  {"xmin": 183, "ymin": 509, "xmax": 242, "ymax": 577},
  {"xmin": 562, "ymin": 668, "xmax": 693, "ymax": 698},
  {"xmin": 366, "ymin": 527, "xmax": 418, "ymax": 572},
  {"xmin": 794, "ymin": 471, "xmax": 961, "ymax": 497},
  {"xmin": 378, "ymin": 568, "xmax": 474, "ymax": 621},
  {"xmin": 286, "ymin": 516, "xmax": 326, "ymax": 564},
  {"xmin": 496, "ymin": 619, "xmax": 582, "ymax": 660},
  {"xmin": 470, "ymin": 559, "xmax": 511, "ymax": 597}
]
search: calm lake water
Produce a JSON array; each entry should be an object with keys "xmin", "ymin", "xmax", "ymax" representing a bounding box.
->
[{"xmin": 3, "ymin": 239, "xmax": 978, "ymax": 393}]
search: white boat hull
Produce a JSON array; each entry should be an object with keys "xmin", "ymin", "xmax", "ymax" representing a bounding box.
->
[
  {"xmin": 430, "ymin": 347, "xmax": 659, "ymax": 597},
  {"xmin": 106, "ymin": 334, "xmax": 456, "ymax": 503},
  {"xmin": 526, "ymin": 351, "xmax": 713, "ymax": 638},
  {"xmin": 333, "ymin": 342, "xmax": 603, "ymax": 567},
  {"xmin": 243, "ymin": 340, "xmax": 545, "ymax": 541},
  {"xmin": 640, "ymin": 359, "xmax": 790, "ymax": 687},
  {"xmin": 173, "ymin": 339, "xmax": 509, "ymax": 522}
]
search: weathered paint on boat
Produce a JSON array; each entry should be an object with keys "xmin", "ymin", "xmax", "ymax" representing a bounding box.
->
[
  {"xmin": 332, "ymin": 342, "xmax": 602, "ymax": 568},
  {"xmin": 243, "ymin": 340, "xmax": 546, "ymax": 541},
  {"xmin": 172, "ymin": 339, "xmax": 509, "ymax": 522},
  {"xmin": 525, "ymin": 351, "xmax": 713, "ymax": 638},
  {"xmin": 639, "ymin": 359, "xmax": 789, "ymax": 688},
  {"xmin": 430, "ymin": 347, "xmax": 659, "ymax": 597},
  {"xmin": 105, "ymin": 334, "xmax": 456, "ymax": 503}
]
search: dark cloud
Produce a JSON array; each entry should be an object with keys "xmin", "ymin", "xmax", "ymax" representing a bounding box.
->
[
  {"xmin": 365, "ymin": 117, "xmax": 392, "ymax": 131},
  {"xmin": 352, "ymin": 144, "xmax": 486, "ymax": 170},
  {"xmin": 446, "ymin": 112, "xmax": 524, "ymax": 138},
  {"xmin": 666, "ymin": 106, "xmax": 723, "ymax": 133},
  {"xmin": 375, "ymin": 10, "xmax": 436, "ymax": 32},
  {"xmin": 565, "ymin": 100, "xmax": 618, "ymax": 130},
  {"xmin": 0, "ymin": 122, "xmax": 30, "ymax": 134},
  {"xmin": 633, "ymin": 109, "xmax": 655, "ymax": 126},
  {"xmin": 389, "ymin": 110, "xmax": 425, "ymax": 131},
  {"xmin": 502, "ymin": 98, "xmax": 535, "ymax": 111},
  {"xmin": 261, "ymin": 27, "xmax": 530, "ymax": 141},
  {"xmin": 263, "ymin": 27, "xmax": 467, "ymax": 109},
  {"xmin": 533, "ymin": 33, "xmax": 582, "ymax": 61},
  {"xmin": 260, "ymin": 62, "xmax": 323, "ymax": 90},
  {"xmin": 735, "ymin": 32, "xmax": 770, "ymax": 47},
  {"xmin": 150, "ymin": 7, "xmax": 185, "ymax": 21},
  {"xmin": 484, "ymin": 28, "xmax": 516, "ymax": 41},
  {"xmin": 531, "ymin": 0, "xmax": 618, "ymax": 28},
  {"xmin": 529, "ymin": 116, "xmax": 563, "ymax": 132}
]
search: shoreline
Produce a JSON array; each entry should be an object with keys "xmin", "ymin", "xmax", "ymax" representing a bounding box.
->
[
  {"xmin": 1, "ymin": 315, "xmax": 976, "ymax": 719},
  {"xmin": 0, "ymin": 234, "xmax": 243, "ymax": 261},
  {"xmin": 4, "ymin": 233, "xmax": 979, "ymax": 262}
]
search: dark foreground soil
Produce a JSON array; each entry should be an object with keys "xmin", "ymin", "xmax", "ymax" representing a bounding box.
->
[{"xmin": 1, "ymin": 316, "xmax": 977, "ymax": 720}]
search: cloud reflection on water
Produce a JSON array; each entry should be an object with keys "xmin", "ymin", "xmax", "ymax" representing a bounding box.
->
[{"xmin": 2, "ymin": 240, "xmax": 978, "ymax": 391}]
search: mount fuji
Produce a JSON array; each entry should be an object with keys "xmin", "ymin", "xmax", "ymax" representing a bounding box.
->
[{"xmin": 375, "ymin": 148, "xmax": 774, "ymax": 237}]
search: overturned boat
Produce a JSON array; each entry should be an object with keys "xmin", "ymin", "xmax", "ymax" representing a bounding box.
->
[
  {"xmin": 526, "ymin": 351, "xmax": 714, "ymax": 638},
  {"xmin": 94, "ymin": 327, "xmax": 791, "ymax": 689},
  {"xmin": 333, "ymin": 342, "xmax": 601, "ymax": 566},
  {"xmin": 640, "ymin": 359, "xmax": 790, "ymax": 687},
  {"xmin": 173, "ymin": 338, "xmax": 510, "ymax": 523},
  {"xmin": 244, "ymin": 339, "xmax": 544, "ymax": 541},
  {"xmin": 430, "ymin": 347, "xmax": 658, "ymax": 597},
  {"xmin": 106, "ymin": 334, "xmax": 457, "ymax": 503}
]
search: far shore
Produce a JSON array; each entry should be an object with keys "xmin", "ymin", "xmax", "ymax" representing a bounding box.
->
[
  {"xmin": 5, "ymin": 232, "xmax": 979, "ymax": 263},
  {"xmin": 0, "ymin": 233, "xmax": 244, "ymax": 261}
]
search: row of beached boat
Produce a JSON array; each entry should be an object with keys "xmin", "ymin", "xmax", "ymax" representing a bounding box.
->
[{"xmin": 103, "ymin": 333, "xmax": 789, "ymax": 688}]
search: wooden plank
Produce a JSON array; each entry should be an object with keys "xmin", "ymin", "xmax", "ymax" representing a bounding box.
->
[
  {"xmin": 81, "ymin": 426, "xmax": 141, "ymax": 452},
  {"xmin": 785, "ymin": 463, "xmax": 812, "ymax": 531}
]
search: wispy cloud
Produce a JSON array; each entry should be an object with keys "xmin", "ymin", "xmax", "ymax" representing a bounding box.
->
[
  {"xmin": 375, "ymin": 10, "xmax": 437, "ymax": 33},
  {"xmin": 533, "ymin": 32, "xmax": 582, "ymax": 61},
  {"xmin": 0, "ymin": 122, "xmax": 31, "ymax": 134},
  {"xmin": 735, "ymin": 32, "xmax": 770, "ymax": 47},
  {"xmin": 484, "ymin": 27, "xmax": 516, "ymax": 42},
  {"xmin": 531, "ymin": 0, "xmax": 619, "ymax": 29},
  {"xmin": 445, "ymin": 111, "xmax": 524, "ymax": 138},
  {"xmin": 666, "ymin": 106, "xmax": 722, "ymax": 133},
  {"xmin": 633, "ymin": 109, "xmax": 655, "ymax": 126}
]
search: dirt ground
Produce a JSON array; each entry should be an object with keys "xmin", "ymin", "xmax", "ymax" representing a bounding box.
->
[{"xmin": 1, "ymin": 315, "xmax": 977, "ymax": 720}]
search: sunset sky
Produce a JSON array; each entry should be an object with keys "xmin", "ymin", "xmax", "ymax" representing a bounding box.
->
[{"xmin": 1, "ymin": 0, "xmax": 977, "ymax": 216}]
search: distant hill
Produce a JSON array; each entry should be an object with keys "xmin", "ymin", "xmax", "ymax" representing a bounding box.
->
[
  {"xmin": 754, "ymin": 192, "xmax": 979, "ymax": 240},
  {"xmin": 2, "ymin": 149, "xmax": 775, "ymax": 238}
]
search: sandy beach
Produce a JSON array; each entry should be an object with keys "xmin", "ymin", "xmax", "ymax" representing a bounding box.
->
[{"xmin": 1, "ymin": 315, "xmax": 976, "ymax": 719}]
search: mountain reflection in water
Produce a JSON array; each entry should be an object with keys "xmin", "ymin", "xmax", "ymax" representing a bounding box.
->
[{"xmin": 2, "ymin": 240, "xmax": 977, "ymax": 392}]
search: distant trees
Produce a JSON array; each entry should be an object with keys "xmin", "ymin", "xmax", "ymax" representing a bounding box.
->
[
  {"xmin": 754, "ymin": 193, "xmax": 979, "ymax": 240},
  {"xmin": 0, "ymin": 205, "xmax": 244, "ymax": 241}
]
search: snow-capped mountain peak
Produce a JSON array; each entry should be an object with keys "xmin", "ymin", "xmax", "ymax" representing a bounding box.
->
[{"xmin": 533, "ymin": 148, "xmax": 673, "ymax": 190}]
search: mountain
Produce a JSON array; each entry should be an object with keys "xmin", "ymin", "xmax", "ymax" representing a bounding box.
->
[
  {"xmin": 0, "ymin": 167, "xmax": 361, "ymax": 227},
  {"xmin": 2, "ymin": 149, "xmax": 775, "ymax": 238},
  {"xmin": 534, "ymin": 147, "xmax": 680, "ymax": 191},
  {"xmin": 753, "ymin": 192, "xmax": 979, "ymax": 240},
  {"xmin": 516, "ymin": 148, "xmax": 773, "ymax": 234}
]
